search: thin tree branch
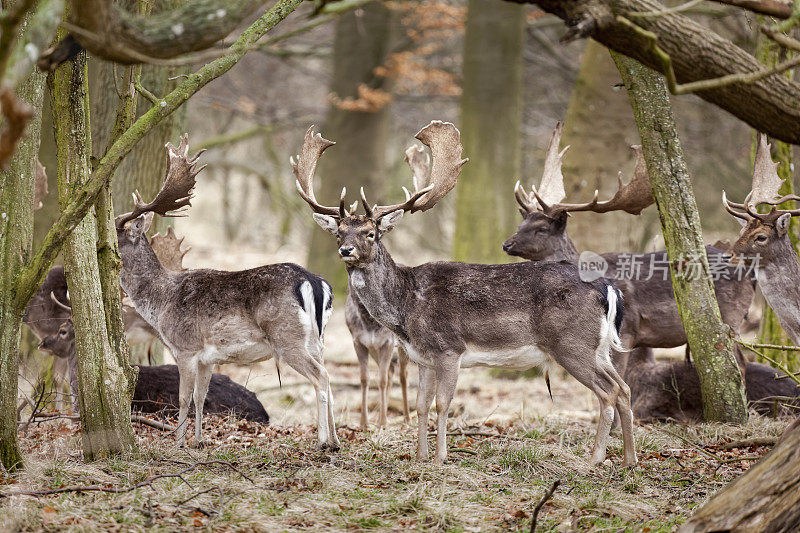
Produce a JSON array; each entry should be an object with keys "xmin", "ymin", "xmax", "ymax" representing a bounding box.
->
[
  {"xmin": 530, "ymin": 480, "xmax": 560, "ymax": 533},
  {"xmin": 709, "ymin": 0, "xmax": 793, "ymax": 18}
]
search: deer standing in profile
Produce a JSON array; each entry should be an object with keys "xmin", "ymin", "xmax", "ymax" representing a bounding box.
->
[
  {"xmin": 503, "ymin": 123, "xmax": 755, "ymax": 373},
  {"xmin": 115, "ymin": 136, "xmax": 339, "ymax": 449},
  {"xmin": 294, "ymin": 121, "xmax": 637, "ymax": 466},
  {"xmin": 723, "ymin": 133, "xmax": 800, "ymax": 346}
]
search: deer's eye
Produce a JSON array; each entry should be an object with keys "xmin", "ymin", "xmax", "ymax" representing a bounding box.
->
[
  {"xmin": 59, "ymin": 330, "xmax": 67, "ymax": 337},
  {"xmin": 755, "ymin": 235, "xmax": 768, "ymax": 244},
  {"xmin": 367, "ymin": 232, "xmax": 375, "ymax": 239}
]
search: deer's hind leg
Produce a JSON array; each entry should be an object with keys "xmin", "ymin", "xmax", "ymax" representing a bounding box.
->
[
  {"xmin": 377, "ymin": 341, "xmax": 394, "ymax": 428},
  {"xmin": 398, "ymin": 346, "xmax": 410, "ymax": 423},
  {"xmin": 279, "ymin": 342, "xmax": 339, "ymax": 450}
]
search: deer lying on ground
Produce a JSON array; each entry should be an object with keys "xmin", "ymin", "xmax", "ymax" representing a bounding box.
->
[
  {"xmin": 624, "ymin": 347, "xmax": 799, "ymax": 421},
  {"xmin": 346, "ymin": 287, "xmax": 410, "ymax": 429},
  {"xmin": 115, "ymin": 136, "xmax": 338, "ymax": 448},
  {"xmin": 503, "ymin": 123, "xmax": 755, "ymax": 373},
  {"xmin": 295, "ymin": 121, "xmax": 637, "ymax": 466},
  {"xmin": 723, "ymin": 133, "xmax": 800, "ymax": 346},
  {"xmin": 37, "ymin": 320, "xmax": 269, "ymax": 422}
]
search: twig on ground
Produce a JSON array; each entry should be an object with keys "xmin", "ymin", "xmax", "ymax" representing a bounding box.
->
[
  {"xmin": 719, "ymin": 437, "xmax": 777, "ymax": 450},
  {"xmin": 646, "ymin": 425, "xmax": 718, "ymax": 459},
  {"xmin": 448, "ymin": 448, "xmax": 478, "ymax": 455},
  {"xmin": 530, "ymin": 479, "xmax": 560, "ymax": 533},
  {"xmin": 131, "ymin": 415, "xmax": 177, "ymax": 432}
]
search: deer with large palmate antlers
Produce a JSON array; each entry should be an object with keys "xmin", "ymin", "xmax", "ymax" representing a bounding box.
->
[
  {"xmin": 723, "ymin": 133, "xmax": 800, "ymax": 346},
  {"xmin": 503, "ymin": 123, "xmax": 755, "ymax": 374},
  {"xmin": 115, "ymin": 135, "xmax": 339, "ymax": 449},
  {"xmin": 295, "ymin": 121, "xmax": 637, "ymax": 466}
]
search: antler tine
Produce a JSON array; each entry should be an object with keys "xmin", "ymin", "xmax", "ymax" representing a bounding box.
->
[
  {"xmin": 536, "ymin": 122, "xmax": 568, "ymax": 209},
  {"xmin": 359, "ymin": 187, "xmax": 374, "ymax": 217},
  {"xmin": 292, "ymin": 125, "xmax": 340, "ymax": 217},
  {"xmin": 115, "ymin": 134, "xmax": 205, "ymax": 228},
  {"xmin": 722, "ymin": 190, "xmax": 752, "ymax": 221},
  {"xmin": 150, "ymin": 226, "xmax": 189, "ymax": 271},
  {"xmin": 50, "ymin": 291, "xmax": 72, "ymax": 313},
  {"xmin": 748, "ymin": 132, "xmax": 784, "ymax": 209},
  {"xmin": 404, "ymin": 144, "xmax": 431, "ymax": 193},
  {"xmin": 514, "ymin": 180, "xmax": 536, "ymax": 213},
  {"xmin": 550, "ymin": 144, "xmax": 654, "ymax": 216}
]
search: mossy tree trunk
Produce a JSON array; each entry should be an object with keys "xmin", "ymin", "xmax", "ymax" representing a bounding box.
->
[
  {"xmin": 452, "ymin": 0, "xmax": 524, "ymax": 263},
  {"xmin": 612, "ymin": 52, "xmax": 748, "ymax": 424},
  {"xmin": 753, "ymin": 24, "xmax": 799, "ymax": 371},
  {"xmin": 49, "ymin": 47, "xmax": 136, "ymax": 459},
  {"xmin": 306, "ymin": 1, "xmax": 394, "ymax": 295},
  {"xmin": 0, "ymin": 66, "xmax": 46, "ymax": 473}
]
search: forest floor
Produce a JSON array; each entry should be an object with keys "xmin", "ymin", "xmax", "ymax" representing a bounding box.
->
[{"xmin": 1, "ymin": 333, "xmax": 790, "ymax": 532}]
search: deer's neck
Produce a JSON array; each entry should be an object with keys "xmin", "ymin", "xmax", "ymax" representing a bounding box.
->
[
  {"xmin": 757, "ymin": 246, "xmax": 800, "ymax": 345},
  {"xmin": 119, "ymin": 241, "xmax": 174, "ymax": 329},
  {"xmin": 347, "ymin": 243, "xmax": 410, "ymax": 338},
  {"xmin": 550, "ymin": 234, "xmax": 580, "ymax": 262}
]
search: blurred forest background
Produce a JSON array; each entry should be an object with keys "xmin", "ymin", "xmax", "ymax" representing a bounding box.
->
[{"xmin": 20, "ymin": 0, "xmax": 773, "ymax": 368}]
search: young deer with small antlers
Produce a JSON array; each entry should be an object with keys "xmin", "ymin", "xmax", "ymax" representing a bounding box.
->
[
  {"xmin": 723, "ymin": 133, "xmax": 800, "ymax": 346},
  {"xmin": 503, "ymin": 123, "xmax": 755, "ymax": 372},
  {"xmin": 115, "ymin": 136, "xmax": 339, "ymax": 449},
  {"xmin": 295, "ymin": 121, "xmax": 637, "ymax": 466}
]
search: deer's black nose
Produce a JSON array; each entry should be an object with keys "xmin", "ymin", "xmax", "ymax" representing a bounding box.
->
[
  {"xmin": 339, "ymin": 246, "xmax": 354, "ymax": 257},
  {"xmin": 502, "ymin": 241, "xmax": 513, "ymax": 252}
]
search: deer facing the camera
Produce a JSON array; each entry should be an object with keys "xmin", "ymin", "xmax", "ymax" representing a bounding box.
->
[
  {"xmin": 115, "ymin": 136, "xmax": 339, "ymax": 449},
  {"xmin": 294, "ymin": 121, "xmax": 636, "ymax": 466},
  {"xmin": 723, "ymin": 133, "xmax": 800, "ymax": 346},
  {"xmin": 503, "ymin": 123, "xmax": 754, "ymax": 373}
]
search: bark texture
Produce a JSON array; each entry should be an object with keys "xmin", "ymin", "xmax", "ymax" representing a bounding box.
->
[
  {"xmin": 515, "ymin": 0, "xmax": 800, "ymax": 145},
  {"xmin": 0, "ymin": 64, "xmax": 46, "ymax": 472},
  {"xmin": 68, "ymin": 0, "xmax": 266, "ymax": 63},
  {"xmin": 306, "ymin": 1, "xmax": 393, "ymax": 294},
  {"xmin": 453, "ymin": 0, "xmax": 525, "ymax": 263},
  {"xmin": 50, "ymin": 48, "xmax": 136, "ymax": 459},
  {"xmin": 612, "ymin": 52, "xmax": 748, "ymax": 424},
  {"xmin": 679, "ymin": 422, "xmax": 800, "ymax": 532}
]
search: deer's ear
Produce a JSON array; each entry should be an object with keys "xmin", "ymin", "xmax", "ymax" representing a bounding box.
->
[
  {"xmin": 776, "ymin": 213, "xmax": 792, "ymax": 237},
  {"xmin": 378, "ymin": 210, "xmax": 404, "ymax": 233},
  {"xmin": 128, "ymin": 213, "xmax": 153, "ymax": 236},
  {"xmin": 312, "ymin": 214, "xmax": 339, "ymax": 235}
]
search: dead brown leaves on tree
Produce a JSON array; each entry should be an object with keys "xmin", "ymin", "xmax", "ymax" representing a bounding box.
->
[{"xmin": 0, "ymin": 89, "xmax": 33, "ymax": 169}]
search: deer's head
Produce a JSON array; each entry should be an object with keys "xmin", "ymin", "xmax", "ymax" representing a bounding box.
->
[
  {"xmin": 37, "ymin": 293, "xmax": 74, "ymax": 359},
  {"xmin": 295, "ymin": 121, "xmax": 467, "ymax": 268},
  {"xmin": 115, "ymin": 135, "xmax": 204, "ymax": 265},
  {"xmin": 723, "ymin": 133, "xmax": 800, "ymax": 267},
  {"xmin": 503, "ymin": 122, "xmax": 653, "ymax": 260}
]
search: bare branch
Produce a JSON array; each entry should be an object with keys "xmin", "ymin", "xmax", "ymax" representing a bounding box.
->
[{"xmin": 709, "ymin": 0, "xmax": 793, "ymax": 18}]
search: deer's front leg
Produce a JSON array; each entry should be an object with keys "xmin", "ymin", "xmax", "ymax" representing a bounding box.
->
[
  {"xmin": 175, "ymin": 357, "xmax": 197, "ymax": 447},
  {"xmin": 193, "ymin": 362, "xmax": 213, "ymax": 447},
  {"xmin": 433, "ymin": 355, "xmax": 460, "ymax": 465},
  {"xmin": 377, "ymin": 343, "xmax": 394, "ymax": 428},
  {"xmin": 398, "ymin": 347, "xmax": 410, "ymax": 424},
  {"xmin": 416, "ymin": 365, "xmax": 436, "ymax": 461},
  {"xmin": 354, "ymin": 341, "xmax": 370, "ymax": 430}
]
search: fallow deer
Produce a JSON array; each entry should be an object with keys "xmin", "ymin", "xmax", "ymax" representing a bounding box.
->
[
  {"xmin": 347, "ymin": 282, "xmax": 410, "ymax": 429},
  {"xmin": 37, "ymin": 320, "xmax": 270, "ymax": 422},
  {"xmin": 503, "ymin": 123, "xmax": 755, "ymax": 373},
  {"xmin": 115, "ymin": 136, "xmax": 339, "ymax": 449},
  {"xmin": 723, "ymin": 133, "xmax": 800, "ymax": 346},
  {"xmin": 294, "ymin": 121, "xmax": 637, "ymax": 466}
]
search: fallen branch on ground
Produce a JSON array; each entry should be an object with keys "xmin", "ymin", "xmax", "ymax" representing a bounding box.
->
[{"xmin": 530, "ymin": 479, "xmax": 560, "ymax": 533}]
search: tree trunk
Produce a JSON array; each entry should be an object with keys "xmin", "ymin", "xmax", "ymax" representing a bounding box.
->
[
  {"xmin": 453, "ymin": 0, "xmax": 524, "ymax": 263},
  {"xmin": 49, "ymin": 47, "xmax": 136, "ymax": 459},
  {"xmin": 679, "ymin": 421, "xmax": 800, "ymax": 531},
  {"xmin": 753, "ymin": 25, "xmax": 799, "ymax": 370},
  {"xmin": 306, "ymin": 1, "xmax": 393, "ymax": 294},
  {"xmin": 560, "ymin": 39, "xmax": 656, "ymax": 254},
  {"xmin": 513, "ymin": 0, "xmax": 800, "ymax": 145},
  {"xmin": 0, "ymin": 66, "xmax": 46, "ymax": 472},
  {"xmin": 612, "ymin": 52, "xmax": 748, "ymax": 424}
]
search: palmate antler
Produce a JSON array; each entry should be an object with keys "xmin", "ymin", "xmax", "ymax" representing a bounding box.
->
[
  {"xmin": 115, "ymin": 135, "xmax": 206, "ymax": 228},
  {"xmin": 360, "ymin": 120, "xmax": 468, "ymax": 220},
  {"xmin": 723, "ymin": 132, "xmax": 800, "ymax": 223},
  {"xmin": 150, "ymin": 227, "xmax": 189, "ymax": 271},
  {"xmin": 295, "ymin": 121, "xmax": 467, "ymax": 221},
  {"xmin": 515, "ymin": 123, "xmax": 653, "ymax": 218}
]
